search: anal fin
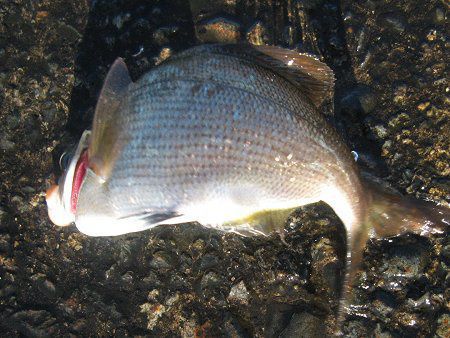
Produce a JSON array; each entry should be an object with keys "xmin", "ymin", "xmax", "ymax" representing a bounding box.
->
[{"xmin": 223, "ymin": 207, "xmax": 297, "ymax": 236}]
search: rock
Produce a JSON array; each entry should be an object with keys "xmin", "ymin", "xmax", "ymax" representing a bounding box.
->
[
  {"xmin": 9, "ymin": 310, "xmax": 55, "ymax": 337},
  {"xmin": 31, "ymin": 273, "xmax": 57, "ymax": 300},
  {"xmin": 0, "ymin": 137, "xmax": 15, "ymax": 150},
  {"xmin": 227, "ymin": 281, "xmax": 249, "ymax": 305},
  {"xmin": 149, "ymin": 250, "xmax": 173, "ymax": 270},
  {"xmin": 199, "ymin": 253, "xmax": 219, "ymax": 270},
  {"xmin": 246, "ymin": 22, "xmax": 268, "ymax": 45},
  {"xmin": 279, "ymin": 312, "xmax": 326, "ymax": 338},
  {"xmin": 201, "ymin": 271, "xmax": 221, "ymax": 289},
  {"xmin": 195, "ymin": 18, "xmax": 241, "ymax": 43},
  {"xmin": 153, "ymin": 26, "xmax": 179, "ymax": 45},
  {"xmin": 377, "ymin": 12, "xmax": 407, "ymax": 33},
  {"xmin": 378, "ymin": 244, "xmax": 428, "ymax": 292},
  {"xmin": 340, "ymin": 86, "xmax": 377, "ymax": 117},
  {"xmin": 0, "ymin": 233, "xmax": 11, "ymax": 252},
  {"xmin": 435, "ymin": 313, "xmax": 450, "ymax": 338},
  {"xmin": 140, "ymin": 302, "xmax": 166, "ymax": 330},
  {"xmin": 310, "ymin": 238, "xmax": 340, "ymax": 296}
]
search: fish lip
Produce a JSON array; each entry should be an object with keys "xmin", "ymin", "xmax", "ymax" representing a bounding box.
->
[
  {"xmin": 60, "ymin": 130, "xmax": 91, "ymax": 213},
  {"xmin": 46, "ymin": 130, "xmax": 91, "ymax": 226},
  {"xmin": 45, "ymin": 184, "xmax": 74, "ymax": 226}
]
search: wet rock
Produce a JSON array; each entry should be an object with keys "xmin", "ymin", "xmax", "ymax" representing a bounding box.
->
[
  {"xmin": 199, "ymin": 253, "xmax": 219, "ymax": 269},
  {"xmin": 140, "ymin": 302, "xmax": 166, "ymax": 330},
  {"xmin": 279, "ymin": 312, "xmax": 325, "ymax": 338},
  {"xmin": 412, "ymin": 291, "xmax": 444, "ymax": 313},
  {"xmin": 310, "ymin": 237, "xmax": 340, "ymax": 296},
  {"xmin": 371, "ymin": 290, "xmax": 396, "ymax": 322},
  {"xmin": 120, "ymin": 271, "xmax": 134, "ymax": 290},
  {"xmin": 153, "ymin": 26, "xmax": 179, "ymax": 45},
  {"xmin": 9, "ymin": 310, "xmax": 56, "ymax": 337},
  {"xmin": 149, "ymin": 250, "xmax": 173, "ymax": 270},
  {"xmin": 371, "ymin": 124, "xmax": 388, "ymax": 139},
  {"xmin": 227, "ymin": 280, "xmax": 249, "ymax": 305},
  {"xmin": 30, "ymin": 273, "xmax": 57, "ymax": 301},
  {"xmin": 247, "ymin": 22, "xmax": 268, "ymax": 45},
  {"xmin": 0, "ymin": 233, "xmax": 11, "ymax": 252},
  {"xmin": 435, "ymin": 313, "xmax": 450, "ymax": 338},
  {"xmin": 71, "ymin": 319, "xmax": 87, "ymax": 333},
  {"xmin": 340, "ymin": 86, "xmax": 377, "ymax": 117},
  {"xmin": 195, "ymin": 18, "xmax": 241, "ymax": 43},
  {"xmin": 377, "ymin": 12, "xmax": 407, "ymax": 33},
  {"xmin": 189, "ymin": 0, "xmax": 237, "ymax": 20},
  {"xmin": 0, "ymin": 136, "xmax": 15, "ymax": 150},
  {"xmin": 201, "ymin": 271, "xmax": 221, "ymax": 289},
  {"xmin": 377, "ymin": 243, "xmax": 429, "ymax": 292}
]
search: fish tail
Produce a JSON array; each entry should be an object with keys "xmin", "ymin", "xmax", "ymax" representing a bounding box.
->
[
  {"xmin": 334, "ymin": 180, "xmax": 449, "ymax": 334},
  {"xmin": 367, "ymin": 181, "xmax": 449, "ymax": 238}
]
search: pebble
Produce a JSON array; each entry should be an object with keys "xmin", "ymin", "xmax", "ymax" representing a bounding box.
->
[
  {"xmin": 112, "ymin": 13, "xmax": 131, "ymax": 30},
  {"xmin": 153, "ymin": 26, "xmax": 179, "ymax": 45},
  {"xmin": 372, "ymin": 124, "xmax": 388, "ymax": 139},
  {"xmin": 279, "ymin": 312, "xmax": 325, "ymax": 338},
  {"xmin": 153, "ymin": 47, "xmax": 172, "ymax": 66},
  {"xmin": 201, "ymin": 271, "xmax": 220, "ymax": 289},
  {"xmin": 227, "ymin": 281, "xmax": 249, "ymax": 305},
  {"xmin": 340, "ymin": 86, "xmax": 377, "ymax": 116},
  {"xmin": 149, "ymin": 251, "xmax": 172, "ymax": 270},
  {"xmin": 0, "ymin": 234, "xmax": 11, "ymax": 252},
  {"xmin": 435, "ymin": 313, "xmax": 450, "ymax": 338},
  {"xmin": 246, "ymin": 22, "xmax": 268, "ymax": 45},
  {"xmin": 199, "ymin": 253, "xmax": 219, "ymax": 269},
  {"xmin": 378, "ymin": 244, "xmax": 428, "ymax": 292},
  {"xmin": 377, "ymin": 12, "xmax": 407, "ymax": 33},
  {"xmin": 140, "ymin": 302, "xmax": 166, "ymax": 330},
  {"xmin": 195, "ymin": 18, "xmax": 240, "ymax": 43},
  {"xmin": 433, "ymin": 7, "xmax": 445, "ymax": 25},
  {"xmin": 31, "ymin": 273, "xmax": 57, "ymax": 300},
  {"xmin": 310, "ymin": 238, "xmax": 340, "ymax": 296},
  {"xmin": 0, "ymin": 137, "xmax": 15, "ymax": 150}
]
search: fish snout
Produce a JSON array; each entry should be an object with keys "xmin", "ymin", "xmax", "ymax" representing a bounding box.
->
[{"xmin": 45, "ymin": 184, "xmax": 74, "ymax": 226}]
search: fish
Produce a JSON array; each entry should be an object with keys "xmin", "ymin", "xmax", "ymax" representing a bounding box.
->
[{"xmin": 45, "ymin": 44, "xmax": 449, "ymax": 332}]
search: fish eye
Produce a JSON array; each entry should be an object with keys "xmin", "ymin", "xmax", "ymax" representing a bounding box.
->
[{"xmin": 59, "ymin": 151, "xmax": 74, "ymax": 171}]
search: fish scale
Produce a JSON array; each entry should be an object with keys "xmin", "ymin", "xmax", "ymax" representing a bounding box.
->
[{"xmin": 105, "ymin": 77, "xmax": 340, "ymax": 219}]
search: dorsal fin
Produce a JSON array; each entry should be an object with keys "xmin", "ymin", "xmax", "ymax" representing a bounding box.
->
[
  {"xmin": 250, "ymin": 45, "xmax": 335, "ymax": 108},
  {"xmin": 168, "ymin": 44, "xmax": 335, "ymax": 108},
  {"xmin": 88, "ymin": 58, "xmax": 132, "ymax": 180}
]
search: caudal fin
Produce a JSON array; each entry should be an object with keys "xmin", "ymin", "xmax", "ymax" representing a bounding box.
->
[
  {"xmin": 367, "ymin": 181, "xmax": 449, "ymax": 238},
  {"xmin": 335, "ymin": 179, "xmax": 449, "ymax": 335}
]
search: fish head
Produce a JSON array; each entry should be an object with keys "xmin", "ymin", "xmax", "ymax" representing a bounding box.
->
[{"xmin": 46, "ymin": 130, "xmax": 91, "ymax": 226}]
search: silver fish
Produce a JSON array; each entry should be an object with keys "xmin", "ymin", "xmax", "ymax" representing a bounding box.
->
[{"xmin": 46, "ymin": 44, "xmax": 448, "ymax": 330}]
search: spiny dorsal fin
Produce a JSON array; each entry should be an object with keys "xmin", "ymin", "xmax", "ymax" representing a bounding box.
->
[
  {"xmin": 168, "ymin": 44, "xmax": 335, "ymax": 108},
  {"xmin": 89, "ymin": 58, "xmax": 132, "ymax": 180},
  {"xmin": 251, "ymin": 45, "xmax": 335, "ymax": 108}
]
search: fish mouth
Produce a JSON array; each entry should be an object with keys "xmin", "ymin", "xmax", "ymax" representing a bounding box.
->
[
  {"xmin": 46, "ymin": 184, "xmax": 74, "ymax": 226},
  {"xmin": 46, "ymin": 130, "xmax": 92, "ymax": 227}
]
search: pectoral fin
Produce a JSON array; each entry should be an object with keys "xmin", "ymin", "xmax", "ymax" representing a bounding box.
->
[{"xmin": 88, "ymin": 58, "xmax": 132, "ymax": 180}]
